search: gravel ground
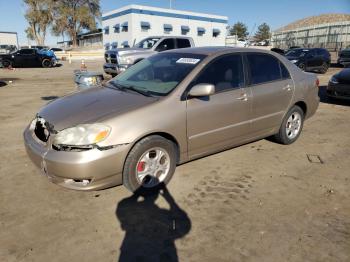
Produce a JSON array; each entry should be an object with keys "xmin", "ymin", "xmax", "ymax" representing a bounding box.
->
[{"xmin": 0, "ymin": 60, "xmax": 349, "ymax": 262}]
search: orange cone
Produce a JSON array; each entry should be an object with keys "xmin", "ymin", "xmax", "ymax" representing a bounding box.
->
[{"xmin": 80, "ymin": 59, "xmax": 87, "ymax": 71}]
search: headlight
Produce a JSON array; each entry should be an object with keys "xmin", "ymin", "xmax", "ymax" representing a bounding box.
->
[
  {"xmin": 329, "ymin": 76, "xmax": 339, "ymax": 84},
  {"xmin": 118, "ymin": 55, "xmax": 133, "ymax": 65},
  {"xmin": 53, "ymin": 124, "xmax": 111, "ymax": 146},
  {"xmin": 290, "ymin": 60, "xmax": 298, "ymax": 64}
]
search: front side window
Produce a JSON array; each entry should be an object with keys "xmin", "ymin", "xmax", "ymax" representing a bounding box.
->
[
  {"xmin": 155, "ymin": 39, "xmax": 175, "ymax": 52},
  {"xmin": 19, "ymin": 49, "xmax": 34, "ymax": 55},
  {"xmin": 110, "ymin": 53, "xmax": 206, "ymax": 96},
  {"xmin": 247, "ymin": 53, "xmax": 281, "ymax": 85},
  {"xmin": 193, "ymin": 54, "xmax": 244, "ymax": 93},
  {"xmin": 135, "ymin": 38, "xmax": 160, "ymax": 49}
]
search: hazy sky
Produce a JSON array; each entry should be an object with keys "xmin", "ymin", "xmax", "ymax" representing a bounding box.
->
[{"xmin": 1, "ymin": 0, "xmax": 349, "ymax": 46}]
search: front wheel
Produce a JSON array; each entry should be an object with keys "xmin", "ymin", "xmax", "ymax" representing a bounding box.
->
[
  {"xmin": 2, "ymin": 60, "xmax": 12, "ymax": 68},
  {"xmin": 123, "ymin": 135, "xmax": 177, "ymax": 192},
  {"xmin": 274, "ymin": 105, "xmax": 304, "ymax": 145},
  {"xmin": 42, "ymin": 59, "xmax": 52, "ymax": 68}
]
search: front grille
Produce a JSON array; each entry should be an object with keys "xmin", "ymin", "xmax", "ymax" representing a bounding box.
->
[
  {"xmin": 105, "ymin": 53, "xmax": 118, "ymax": 64},
  {"xmin": 34, "ymin": 118, "xmax": 50, "ymax": 142}
]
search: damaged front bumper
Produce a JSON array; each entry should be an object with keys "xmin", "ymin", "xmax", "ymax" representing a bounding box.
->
[{"xmin": 23, "ymin": 126, "xmax": 131, "ymax": 191}]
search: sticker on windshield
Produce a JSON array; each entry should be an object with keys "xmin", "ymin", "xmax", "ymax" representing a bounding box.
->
[{"xmin": 176, "ymin": 58, "xmax": 201, "ymax": 64}]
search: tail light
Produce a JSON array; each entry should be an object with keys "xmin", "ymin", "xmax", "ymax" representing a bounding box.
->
[{"xmin": 315, "ymin": 78, "xmax": 320, "ymax": 87}]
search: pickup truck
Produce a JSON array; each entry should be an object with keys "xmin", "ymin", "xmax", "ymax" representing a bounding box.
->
[
  {"xmin": 0, "ymin": 48, "xmax": 57, "ymax": 68},
  {"xmin": 103, "ymin": 36, "xmax": 194, "ymax": 76}
]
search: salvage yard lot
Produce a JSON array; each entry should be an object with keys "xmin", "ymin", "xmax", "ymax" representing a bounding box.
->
[{"xmin": 0, "ymin": 61, "xmax": 349, "ymax": 262}]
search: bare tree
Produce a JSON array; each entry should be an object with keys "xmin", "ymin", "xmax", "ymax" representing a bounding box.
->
[
  {"xmin": 51, "ymin": 0, "xmax": 101, "ymax": 47},
  {"xmin": 24, "ymin": 0, "xmax": 53, "ymax": 45}
]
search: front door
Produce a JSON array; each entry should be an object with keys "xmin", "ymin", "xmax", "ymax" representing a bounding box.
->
[
  {"xmin": 246, "ymin": 53, "xmax": 294, "ymax": 136},
  {"xmin": 186, "ymin": 54, "xmax": 252, "ymax": 159}
]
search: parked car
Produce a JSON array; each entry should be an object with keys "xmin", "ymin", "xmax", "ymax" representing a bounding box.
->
[
  {"xmin": 24, "ymin": 47, "xmax": 319, "ymax": 192},
  {"xmin": 285, "ymin": 48, "xmax": 331, "ymax": 73},
  {"xmin": 327, "ymin": 68, "xmax": 350, "ymax": 100},
  {"xmin": 271, "ymin": 48, "xmax": 285, "ymax": 55},
  {"xmin": 0, "ymin": 45, "xmax": 17, "ymax": 54},
  {"xmin": 50, "ymin": 47, "xmax": 63, "ymax": 52},
  {"xmin": 0, "ymin": 48, "xmax": 57, "ymax": 68},
  {"xmin": 337, "ymin": 49, "xmax": 350, "ymax": 67},
  {"xmin": 104, "ymin": 36, "xmax": 194, "ymax": 76}
]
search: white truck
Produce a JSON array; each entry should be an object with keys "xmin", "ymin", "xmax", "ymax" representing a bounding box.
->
[{"xmin": 103, "ymin": 36, "xmax": 194, "ymax": 76}]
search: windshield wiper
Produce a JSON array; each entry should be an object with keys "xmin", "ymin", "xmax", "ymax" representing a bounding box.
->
[{"xmin": 108, "ymin": 82, "xmax": 153, "ymax": 97}]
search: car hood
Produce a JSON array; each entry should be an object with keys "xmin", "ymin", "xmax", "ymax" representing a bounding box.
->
[
  {"xmin": 335, "ymin": 69, "xmax": 350, "ymax": 84},
  {"xmin": 38, "ymin": 85, "xmax": 158, "ymax": 131},
  {"xmin": 285, "ymin": 56, "xmax": 300, "ymax": 60},
  {"xmin": 107, "ymin": 47, "xmax": 154, "ymax": 57}
]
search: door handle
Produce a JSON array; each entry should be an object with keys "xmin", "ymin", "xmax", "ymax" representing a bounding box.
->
[
  {"xmin": 236, "ymin": 93, "xmax": 248, "ymax": 101},
  {"xmin": 283, "ymin": 84, "xmax": 292, "ymax": 91}
]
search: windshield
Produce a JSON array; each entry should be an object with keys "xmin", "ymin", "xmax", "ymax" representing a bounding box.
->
[
  {"xmin": 134, "ymin": 38, "xmax": 161, "ymax": 49},
  {"xmin": 109, "ymin": 53, "xmax": 207, "ymax": 96},
  {"xmin": 285, "ymin": 49, "xmax": 309, "ymax": 57}
]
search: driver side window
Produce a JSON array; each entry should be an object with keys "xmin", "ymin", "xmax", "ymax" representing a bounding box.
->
[
  {"xmin": 156, "ymin": 39, "xmax": 175, "ymax": 52},
  {"xmin": 193, "ymin": 54, "xmax": 244, "ymax": 93}
]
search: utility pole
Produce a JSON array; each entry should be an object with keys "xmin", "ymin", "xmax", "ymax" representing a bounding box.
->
[{"xmin": 170, "ymin": 0, "xmax": 173, "ymax": 9}]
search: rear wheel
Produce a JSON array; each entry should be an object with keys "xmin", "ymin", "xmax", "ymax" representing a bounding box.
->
[
  {"xmin": 298, "ymin": 63, "xmax": 306, "ymax": 71},
  {"xmin": 2, "ymin": 60, "xmax": 11, "ymax": 68},
  {"xmin": 123, "ymin": 135, "xmax": 177, "ymax": 192},
  {"xmin": 274, "ymin": 105, "xmax": 304, "ymax": 145},
  {"xmin": 42, "ymin": 59, "xmax": 51, "ymax": 68},
  {"xmin": 319, "ymin": 62, "xmax": 329, "ymax": 74}
]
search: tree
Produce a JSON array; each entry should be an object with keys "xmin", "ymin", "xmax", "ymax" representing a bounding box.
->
[
  {"xmin": 51, "ymin": 0, "xmax": 101, "ymax": 47},
  {"xmin": 229, "ymin": 22, "xmax": 249, "ymax": 39},
  {"xmin": 24, "ymin": 0, "xmax": 53, "ymax": 45},
  {"xmin": 255, "ymin": 23, "xmax": 271, "ymax": 42}
]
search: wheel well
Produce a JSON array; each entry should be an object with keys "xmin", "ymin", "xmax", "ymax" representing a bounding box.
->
[
  {"xmin": 295, "ymin": 101, "xmax": 307, "ymax": 116},
  {"xmin": 133, "ymin": 132, "xmax": 180, "ymax": 163}
]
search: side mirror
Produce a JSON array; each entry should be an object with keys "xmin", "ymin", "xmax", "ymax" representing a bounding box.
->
[{"xmin": 188, "ymin": 84, "xmax": 215, "ymax": 97}]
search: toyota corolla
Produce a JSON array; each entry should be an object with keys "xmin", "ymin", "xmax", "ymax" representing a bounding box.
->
[{"xmin": 24, "ymin": 47, "xmax": 319, "ymax": 192}]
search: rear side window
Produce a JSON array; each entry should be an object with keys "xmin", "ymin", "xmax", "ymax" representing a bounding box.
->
[
  {"xmin": 247, "ymin": 53, "xmax": 281, "ymax": 85},
  {"xmin": 19, "ymin": 49, "xmax": 34, "ymax": 55},
  {"xmin": 177, "ymin": 39, "xmax": 191, "ymax": 49},
  {"xmin": 194, "ymin": 54, "xmax": 244, "ymax": 93},
  {"xmin": 280, "ymin": 62, "xmax": 291, "ymax": 79}
]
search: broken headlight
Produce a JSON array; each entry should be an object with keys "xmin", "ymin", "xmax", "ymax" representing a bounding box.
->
[{"xmin": 53, "ymin": 124, "xmax": 111, "ymax": 146}]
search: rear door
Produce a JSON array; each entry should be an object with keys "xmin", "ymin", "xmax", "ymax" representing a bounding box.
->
[
  {"xmin": 186, "ymin": 53, "xmax": 252, "ymax": 158},
  {"xmin": 246, "ymin": 53, "xmax": 294, "ymax": 136}
]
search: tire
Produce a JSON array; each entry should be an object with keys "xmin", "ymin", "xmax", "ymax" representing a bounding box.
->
[
  {"xmin": 42, "ymin": 59, "xmax": 52, "ymax": 68},
  {"xmin": 274, "ymin": 105, "xmax": 304, "ymax": 145},
  {"xmin": 298, "ymin": 63, "xmax": 306, "ymax": 71},
  {"xmin": 2, "ymin": 60, "xmax": 11, "ymax": 68},
  {"xmin": 123, "ymin": 135, "xmax": 177, "ymax": 192},
  {"xmin": 319, "ymin": 62, "xmax": 329, "ymax": 74}
]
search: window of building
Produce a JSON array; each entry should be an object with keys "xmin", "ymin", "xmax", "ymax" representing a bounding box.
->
[
  {"xmin": 197, "ymin": 27, "xmax": 206, "ymax": 36},
  {"xmin": 111, "ymin": 42, "xmax": 118, "ymax": 49},
  {"xmin": 176, "ymin": 38, "xmax": 191, "ymax": 49},
  {"xmin": 121, "ymin": 41, "xmax": 129, "ymax": 48},
  {"xmin": 104, "ymin": 43, "xmax": 110, "ymax": 50},
  {"xmin": 193, "ymin": 54, "xmax": 244, "ymax": 93},
  {"xmin": 246, "ymin": 53, "xmax": 282, "ymax": 85},
  {"xmin": 113, "ymin": 24, "xmax": 120, "ymax": 33},
  {"xmin": 164, "ymin": 24, "xmax": 173, "ymax": 34},
  {"xmin": 213, "ymin": 29, "xmax": 221, "ymax": 38},
  {"xmin": 104, "ymin": 26, "xmax": 109, "ymax": 35},
  {"xmin": 181, "ymin": 25, "xmax": 190, "ymax": 35},
  {"xmin": 121, "ymin": 22, "xmax": 128, "ymax": 32},
  {"xmin": 141, "ymin": 21, "xmax": 151, "ymax": 32}
]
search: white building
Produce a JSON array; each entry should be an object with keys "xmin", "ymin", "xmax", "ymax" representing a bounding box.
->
[
  {"xmin": 102, "ymin": 5, "xmax": 228, "ymax": 49},
  {"xmin": 0, "ymin": 31, "xmax": 18, "ymax": 47}
]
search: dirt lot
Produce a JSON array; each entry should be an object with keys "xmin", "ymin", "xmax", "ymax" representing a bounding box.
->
[{"xmin": 0, "ymin": 61, "xmax": 349, "ymax": 262}]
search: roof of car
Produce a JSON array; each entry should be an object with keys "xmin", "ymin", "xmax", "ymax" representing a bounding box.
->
[{"xmin": 165, "ymin": 46, "xmax": 273, "ymax": 56}]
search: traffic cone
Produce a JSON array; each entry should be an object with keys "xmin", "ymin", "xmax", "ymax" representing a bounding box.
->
[{"xmin": 80, "ymin": 59, "xmax": 87, "ymax": 71}]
